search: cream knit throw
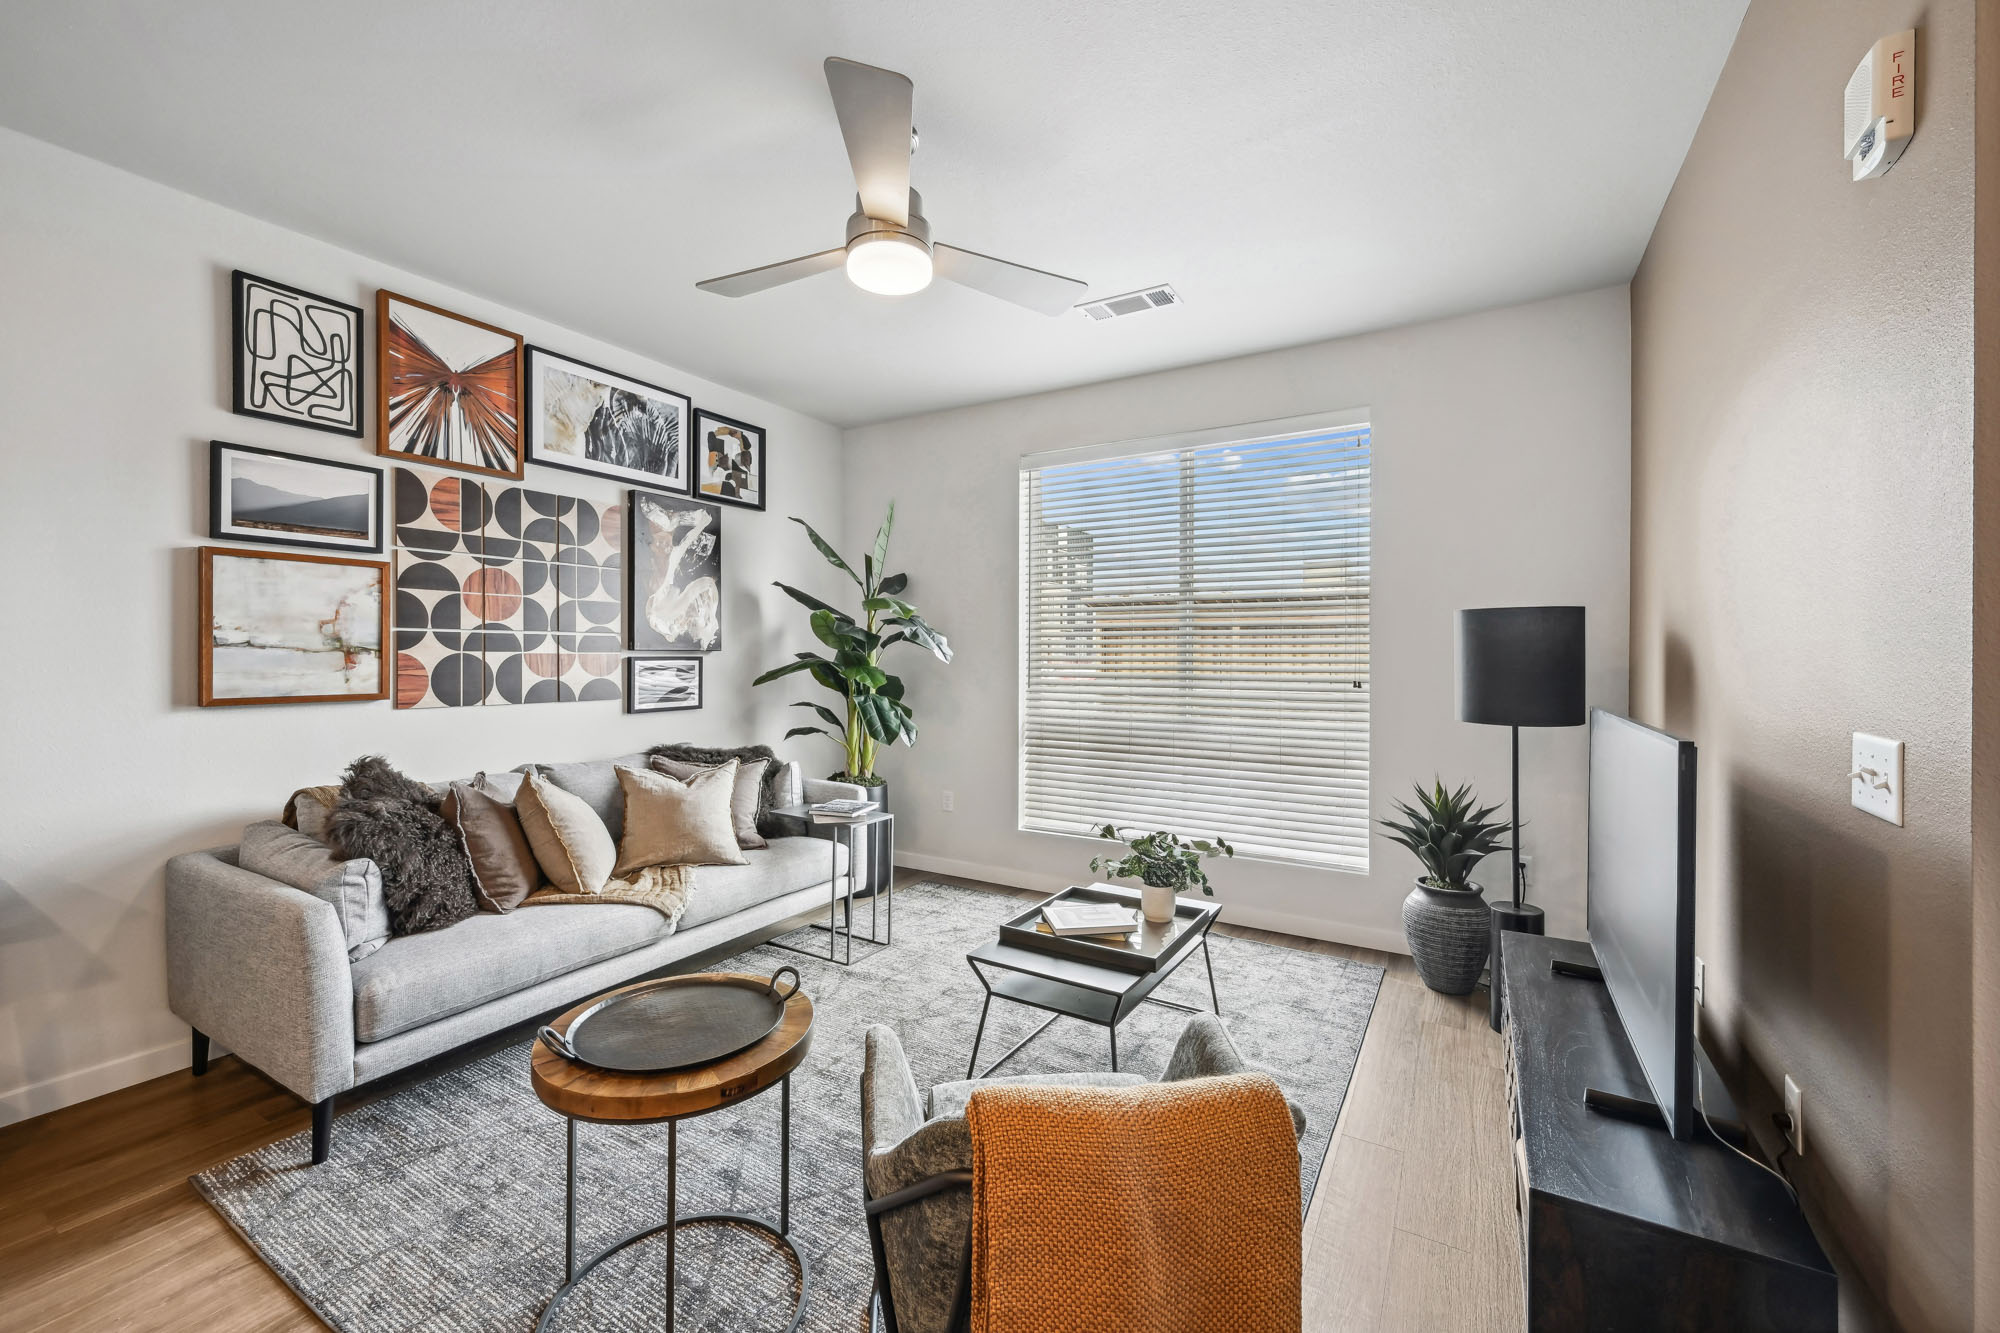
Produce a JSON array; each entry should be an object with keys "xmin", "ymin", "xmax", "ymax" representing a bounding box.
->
[{"xmin": 518, "ymin": 862, "xmax": 692, "ymax": 926}]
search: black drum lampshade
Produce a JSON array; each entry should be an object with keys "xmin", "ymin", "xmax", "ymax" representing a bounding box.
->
[{"xmin": 1457, "ymin": 606, "xmax": 1586, "ymax": 728}]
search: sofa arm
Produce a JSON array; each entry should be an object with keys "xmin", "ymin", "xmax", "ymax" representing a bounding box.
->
[
  {"xmin": 166, "ymin": 848, "xmax": 356, "ymax": 1104},
  {"xmin": 803, "ymin": 777, "xmax": 871, "ymax": 805}
]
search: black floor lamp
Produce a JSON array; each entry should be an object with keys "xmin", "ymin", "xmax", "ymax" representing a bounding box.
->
[{"xmin": 1457, "ymin": 606, "xmax": 1585, "ymax": 1031}]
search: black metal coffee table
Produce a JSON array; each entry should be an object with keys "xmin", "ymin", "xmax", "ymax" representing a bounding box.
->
[{"xmin": 963, "ymin": 888, "xmax": 1222, "ymax": 1079}]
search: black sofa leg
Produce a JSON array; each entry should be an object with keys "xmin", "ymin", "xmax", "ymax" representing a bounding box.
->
[
  {"xmin": 191, "ymin": 1029, "xmax": 210, "ymax": 1077},
  {"xmin": 310, "ymin": 1096, "xmax": 335, "ymax": 1165}
]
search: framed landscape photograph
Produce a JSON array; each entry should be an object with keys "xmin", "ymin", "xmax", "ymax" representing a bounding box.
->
[
  {"xmin": 693, "ymin": 408, "xmax": 765, "ymax": 510},
  {"xmin": 377, "ymin": 290, "xmax": 524, "ymax": 479},
  {"xmin": 231, "ymin": 271, "xmax": 363, "ymax": 437},
  {"xmin": 628, "ymin": 489, "xmax": 721, "ymax": 651},
  {"xmin": 210, "ymin": 441, "xmax": 384, "ymax": 553},
  {"xmin": 626, "ymin": 656, "xmax": 702, "ymax": 713},
  {"xmin": 525, "ymin": 346, "xmax": 690, "ymax": 492},
  {"xmin": 200, "ymin": 547, "xmax": 390, "ymax": 706}
]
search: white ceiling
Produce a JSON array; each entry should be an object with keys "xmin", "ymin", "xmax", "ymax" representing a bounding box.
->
[{"xmin": 0, "ymin": 0, "xmax": 1745, "ymax": 426}]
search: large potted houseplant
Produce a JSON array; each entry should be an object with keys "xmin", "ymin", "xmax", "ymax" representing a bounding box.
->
[
  {"xmin": 1089, "ymin": 825, "xmax": 1235, "ymax": 923},
  {"xmin": 1379, "ymin": 779, "xmax": 1510, "ymax": 994},
  {"xmin": 753, "ymin": 504, "xmax": 950, "ymax": 891}
]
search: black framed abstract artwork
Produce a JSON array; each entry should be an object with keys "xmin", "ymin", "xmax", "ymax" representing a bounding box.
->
[
  {"xmin": 231, "ymin": 271, "xmax": 363, "ymax": 437},
  {"xmin": 210, "ymin": 441, "xmax": 384, "ymax": 554},
  {"xmin": 377, "ymin": 290, "xmax": 524, "ymax": 479},
  {"xmin": 199, "ymin": 547, "xmax": 389, "ymax": 706},
  {"xmin": 693, "ymin": 408, "xmax": 766, "ymax": 511},
  {"xmin": 628, "ymin": 489, "xmax": 721, "ymax": 651},
  {"xmin": 626, "ymin": 656, "xmax": 702, "ymax": 713},
  {"xmin": 525, "ymin": 346, "xmax": 691, "ymax": 492}
]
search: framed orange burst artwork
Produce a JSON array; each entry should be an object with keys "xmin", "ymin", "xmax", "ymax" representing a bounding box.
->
[{"xmin": 376, "ymin": 291, "xmax": 525, "ymax": 479}]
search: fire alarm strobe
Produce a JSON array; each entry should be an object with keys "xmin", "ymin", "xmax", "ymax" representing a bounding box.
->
[{"xmin": 1844, "ymin": 30, "xmax": 1915, "ymax": 180}]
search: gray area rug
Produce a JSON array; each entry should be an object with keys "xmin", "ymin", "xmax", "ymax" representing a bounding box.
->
[{"xmin": 194, "ymin": 881, "xmax": 1383, "ymax": 1332}]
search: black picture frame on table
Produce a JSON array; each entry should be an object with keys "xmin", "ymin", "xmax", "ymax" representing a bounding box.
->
[
  {"xmin": 524, "ymin": 345, "xmax": 693, "ymax": 493},
  {"xmin": 230, "ymin": 270, "xmax": 365, "ymax": 438},
  {"xmin": 209, "ymin": 440, "xmax": 386, "ymax": 554},
  {"xmin": 626, "ymin": 656, "xmax": 704, "ymax": 713},
  {"xmin": 626, "ymin": 488, "xmax": 723, "ymax": 653},
  {"xmin": 692, "ymin": 408, "xmax": 767, "ymax": 511}
]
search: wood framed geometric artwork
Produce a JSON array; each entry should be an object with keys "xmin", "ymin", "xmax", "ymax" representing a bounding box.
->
[
  {"xmin": 693, "ymin": 408, "xmax": 765, "ymax": 510},
  {"xmin": 377, "ymin": 290, "xmax": 524, "ymax": 479},
  {"xmin": 628, "ymin": 488, "xmax": 721, "ymax": 652},
  {"xmin": 231, "ymin": 271, "xmax": 363, "ymax": 437},
  {"xmin": 627, "ymin": 656, "xmax": 702, "ymax": 713},
  {"xmin": 210, "ymin": 441, "xmax": 384, "ymax": 554},
  {"xmin": 199, "ymin": 547, "xmax": 389, "ymax": 706},
  {"xmin": 525, "ymin": 346, "xmax": 690, "ymax": 492}
]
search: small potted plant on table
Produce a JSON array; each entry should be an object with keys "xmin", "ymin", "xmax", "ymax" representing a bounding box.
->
[
  {"xmin": 1089, "ymin": 825, "xmax": 1234, "ymax": 923},
  {"xmin": 1379, "ymin": 780, "xmax": 1509, "ymax": 994}
]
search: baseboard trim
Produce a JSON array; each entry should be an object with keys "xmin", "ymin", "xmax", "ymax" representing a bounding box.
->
[
  {"xmin": 895, "ymin": 850, "xmax": 1411, "ymax": 957},
  {"xmin": 0, "ymin": 1038, "xmax": 190, "ymax": 1128}
]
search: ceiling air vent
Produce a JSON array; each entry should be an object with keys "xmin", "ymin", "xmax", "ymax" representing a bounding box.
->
[{"xmin": 1077, "ymin": 285, "xmax": 1183, "ymax": 321}]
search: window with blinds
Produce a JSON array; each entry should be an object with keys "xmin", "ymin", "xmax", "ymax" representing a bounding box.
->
[{"xmin": 1018, "ymin": 419, "xmax": 1371, "ymax": 871}]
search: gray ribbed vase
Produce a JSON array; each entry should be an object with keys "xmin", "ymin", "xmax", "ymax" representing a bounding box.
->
[{"xmin": 1401, "ymin": 880, "xmax": 1492, "ymax": 995}]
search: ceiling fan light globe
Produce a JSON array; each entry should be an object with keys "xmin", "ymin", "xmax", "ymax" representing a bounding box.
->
[{"xmin": 846, "ymin": 232, "xmax": 933, "ymax": 296}]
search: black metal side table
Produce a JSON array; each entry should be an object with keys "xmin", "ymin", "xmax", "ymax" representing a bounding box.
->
[
  {"xmin": 529, "ymin": 976, "xmax": 815, "ymax": 1332},
  {"xmin": 767, "ymin": 806, "xmax": 894, "ymax": 966}
]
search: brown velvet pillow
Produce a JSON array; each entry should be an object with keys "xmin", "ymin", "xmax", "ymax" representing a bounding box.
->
[
  {"xmin": 649, "ymin": 755, "xmax": 770, "ymax": 848},
  {"xmin": 441, "ymin": 776, "xmax": 543, "ymax": 912}
]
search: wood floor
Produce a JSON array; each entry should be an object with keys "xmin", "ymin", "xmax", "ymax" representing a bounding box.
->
[{"xmin": 0, "ymin": 873, "xmax": 1519, "ymax": 1332}]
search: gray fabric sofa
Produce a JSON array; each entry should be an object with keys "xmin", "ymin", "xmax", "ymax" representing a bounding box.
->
[
  {"xmin": 166, "ymin": 749, "xmax": 860, "ymax": 1163},
  {"xmin": 859, "ymin": 1016, "xmax": 1304, "ymax": 1333}
]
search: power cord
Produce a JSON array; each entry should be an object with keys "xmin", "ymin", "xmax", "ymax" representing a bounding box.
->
[{"xmin": 1696, "ymin": 1060, "xmax": 1798, "ymax": 1206}]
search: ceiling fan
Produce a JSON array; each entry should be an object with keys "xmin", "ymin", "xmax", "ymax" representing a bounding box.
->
[{"xmin": 695, "ymin": 57, "xmax": 1087, "ymax": 316}]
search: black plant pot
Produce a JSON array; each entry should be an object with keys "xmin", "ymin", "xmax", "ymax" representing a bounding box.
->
[
  {"xmin": 839, "ymin": 775, "xmax": 889, "ymax": 899},
  {"xmin": 1401, "ymin": 880, "xmax": 1492, "ymax": 995}
]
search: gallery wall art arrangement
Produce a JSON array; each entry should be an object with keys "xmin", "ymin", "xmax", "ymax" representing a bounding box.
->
[
  {"xmin": 526, "ymin": 346, "xmax": 691, "ymax": 492},
  {"xmin": 198, "ymin": 267, "xmax": 760, "ymax": 709},
  {"xmin": 199, "ymin": 547, "xmax": 389, "ymax": 705},
  {"xmin": 629, "ymin": 489, "xmax": 723, "ymax": 652}
]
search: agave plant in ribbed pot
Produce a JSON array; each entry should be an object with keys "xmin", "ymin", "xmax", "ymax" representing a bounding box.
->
[{"xmin": 1379, "ymin": 779, "xmax": 1511, "ymax": 994}]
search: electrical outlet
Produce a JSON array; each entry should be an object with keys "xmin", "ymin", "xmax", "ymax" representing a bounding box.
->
[
  {"xmin": 1519, "ymin": 854, "xmax": 1533, "ymax": 891},
  {"xmin": 1783, "ymin": 1075, "xmax": 1805, "ymax": 1157},
  {"xmin": 940, "ymin": 789, "xmax": 955, "ymax": 812},
  {"xmin": 1851, "ymin": 732, "xmax": 1904, "ymax": 826},
  {"xmin": 1693, "ymin": 955, "xmax": 1705, "ymax": 1008}
]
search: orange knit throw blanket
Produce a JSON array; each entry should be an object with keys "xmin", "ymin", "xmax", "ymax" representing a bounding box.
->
[{"xmin": 965, "ymin": 1072, "xmax": 1302, "ymax": 1333}]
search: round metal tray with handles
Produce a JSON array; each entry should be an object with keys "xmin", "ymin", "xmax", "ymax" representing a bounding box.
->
[{"xmin": 537, "ymin": 967, "xmax": 801, "ymax": 1074}]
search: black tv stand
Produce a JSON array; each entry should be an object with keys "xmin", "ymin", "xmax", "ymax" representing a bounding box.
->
[
  {"xmin": 1503, "ymin": 935, "xmax": 1833, "ymax": 1329},
  {"xmin": 1550, "ymin": 957, "xmax": 1604, "ymax": 981}
]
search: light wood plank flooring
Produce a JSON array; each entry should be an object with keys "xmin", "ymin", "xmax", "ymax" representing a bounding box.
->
[{"xmin": 0, "ymin": 872, "xmax": 1518, "ymax": 1331}]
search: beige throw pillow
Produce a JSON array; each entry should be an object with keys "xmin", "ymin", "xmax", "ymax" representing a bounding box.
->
[
  {"xmin": 516, "ymin": 769, "xmax": 617, "ymax": 896},
  {"xmin": 615, "ymin": 762, "xmax": 748, "ymax": 877},
  {"xmin": 649, "ymin": 755, "xmax": 770, "ymax": 848}
]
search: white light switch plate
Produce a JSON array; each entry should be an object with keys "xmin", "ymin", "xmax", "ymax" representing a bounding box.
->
[{"xmin": 1851, "ymin": 733, "xmax": 1904, "ymax": 825}]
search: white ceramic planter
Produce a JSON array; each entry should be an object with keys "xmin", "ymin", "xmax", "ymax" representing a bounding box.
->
[{"xmin": 1140, "ymin": 883, "xmax": 1178, "ymax": 923}]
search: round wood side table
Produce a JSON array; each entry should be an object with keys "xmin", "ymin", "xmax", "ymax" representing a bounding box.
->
[{"xmin": 530, "ymin": 972, "xmax": 816, "ymax": 1333}]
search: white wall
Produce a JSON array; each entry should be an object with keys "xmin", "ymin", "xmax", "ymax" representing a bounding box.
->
[
  {"xmin": 0, "ymin": 128, "xmax": 846, "ymax": 1124},
  {"xmin": 843, "ymin": 286, "xmax": 1631, "ymax": 952}
]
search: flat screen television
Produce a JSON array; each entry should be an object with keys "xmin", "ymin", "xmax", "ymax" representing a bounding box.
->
[{"xmin": 1587, "ymin": 708, "xmax": 1698, "ymax": 1140}]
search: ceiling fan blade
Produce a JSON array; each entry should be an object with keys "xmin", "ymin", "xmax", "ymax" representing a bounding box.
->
[
  {"xmin": 824, "ymin": 57, "xmax": 913, "ymax": 226},
  {"xmin": 695, "ymin": 248, "xmax": 847, "ymax": 297},
  {"xmin": 933, "ymin": 244, "xmax": 1087, "ymax": 316}
]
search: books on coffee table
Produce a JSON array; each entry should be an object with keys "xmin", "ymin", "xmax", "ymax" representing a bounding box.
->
[
  {"xmin": 809, "ymin": 798, "xmax": 879, "ymax": 822},
  {"xmin": 1041, "ymin": 900, "xmax": 1141, "ymax": 938}
]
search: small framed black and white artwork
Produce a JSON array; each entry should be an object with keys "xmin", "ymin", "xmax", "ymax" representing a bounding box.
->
[
  {"xmin": 626, "ymin": 656, "xmax": 703, "ymax": 713},
  {"xmin": 628, "ymin": 489, "xmax": 722, "ymax": 651},
  {"xmin": 231, "ymin": 271, "xmax": 364, "ymax": 437},
  {"xmin": 210, "ymin": 441, "xmax": 385, "ymax": 553},
  {"xmin": 694, "ymin": 409, "xmax": 766, "ymax": 511},
  {"xmin": 526, "ymin": 346, "xmax": 691, "ymax": 492}
]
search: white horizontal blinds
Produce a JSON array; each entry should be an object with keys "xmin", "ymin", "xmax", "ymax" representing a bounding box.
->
[{"xmin": 1020, "ymin": 424, "xmax": 1371, "ymax": 871}]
